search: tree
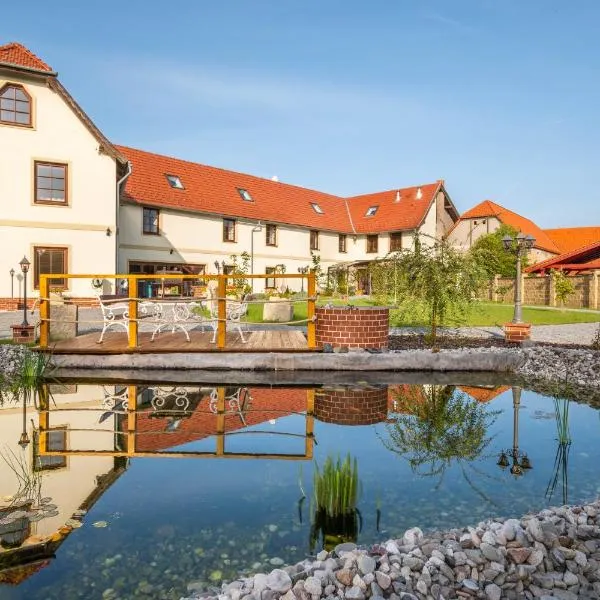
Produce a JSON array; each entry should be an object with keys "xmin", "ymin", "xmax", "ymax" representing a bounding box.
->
[
  {"xmin": 551, "ymin": 269, "xmax": 575, "ymax": 308},
  {"xmin": 370, "ymin": 234, "xmax": 487, "ymax": 346},
  {"xmin": 469, "ymin": 224, "xmax": 528, "ymax": 279}
]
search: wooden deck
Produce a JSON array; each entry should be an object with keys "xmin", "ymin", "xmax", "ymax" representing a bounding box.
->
[{"xmin": 45, "ymin": 329, "xmax": 310, "ymax": 354}]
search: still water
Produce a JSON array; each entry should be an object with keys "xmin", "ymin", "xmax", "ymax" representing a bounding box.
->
[{"xmin": 0, "ymin": 381, "xmax": 599, "ymax": 599}]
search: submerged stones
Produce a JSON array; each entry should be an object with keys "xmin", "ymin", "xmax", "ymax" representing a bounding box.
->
[{"xmin": 186, "ymin": 500, "xmax": 600, "ymax": 600}]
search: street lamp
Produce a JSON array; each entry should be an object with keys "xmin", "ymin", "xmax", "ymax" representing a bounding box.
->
[
  {"xmin": 250, "ymin": 222, "xmax": 263, "ymax": 293},
  {"xmin": 502, "ymin": 233, "xmax": 535, "ymax": 323},
  {"xmin": 214, "ymin": 260, "xmax": 221, "ymax": 275},
  {"xmin": 19, "ymin": 256, "xmax": 31, "ymax": 327},
  {"xmin": 9, "ymin": 268, "xmax": 15, "ymax": 298},
  {"xmin": 297, "ymin": 266, "xmax": 309, "ymax": 293},
  {"xmin": 18, "ymin": 393, "xmax": 30, "ymax": 449},
  {"xmin": 497, "ymin": 386, "xmax": 532, "ymax": 477}
]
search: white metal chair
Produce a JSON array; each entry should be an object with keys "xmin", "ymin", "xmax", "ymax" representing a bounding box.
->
[{"xmin": 96, "ymin": 295, "xmax": 129, "ymax": 343}]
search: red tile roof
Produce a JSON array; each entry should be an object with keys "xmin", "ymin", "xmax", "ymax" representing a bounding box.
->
[
  {"xmin": 0, "ymin": 42, "xmax": 54, "ymax": 73},
  {"xmin": 525, "ymin": 240, "xmax": 600, "ymax": 274},
  {"xmin": 135, "ymin": 388, "xmax": 309, "ymax": 453},
  {"xmin": 459, "ymin": 385, "xmax": 510, "ymax": 403},
  {"xmin": 544, "ymin": 227, "xmax": 600, "ymax": 254},
  {"xmin": 459, "ymin": 200, "xmax": 560, "ymax": 254},
  {"xmin": 116, "ymin": 145, "xmax": 448, "ymax": 234}
]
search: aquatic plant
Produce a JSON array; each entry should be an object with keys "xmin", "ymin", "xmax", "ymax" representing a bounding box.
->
[
  {"xmin": 0, "ymin": 445, "xmax": 43, "ymax": 509},
  {"xmin": 307, "ymin": 454, "xmax": 362, "ymax": 551},
  {"xmin": 0, "ymin": 351, "xmax": 53, "ymax": 406},
  {"xmin": 546, "ymin": 389, "xmax": 572, "ymax": 505}
]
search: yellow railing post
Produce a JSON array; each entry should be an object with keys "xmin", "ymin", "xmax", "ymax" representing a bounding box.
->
[
  {"xmin": 127, "ymin": 276, "xmax": 138, "ymax": 349},
  {"xmin": 39, "ymin": 275, "xmax": 50, "ymax": 348},
  {"xmin": 216, "ymin": 387, "xmax": 226, "ymax": 455},
  {"xmin": 305, "ymin": 389, "xmax": 315, "ymax": 458},
  {"xmin": 217, "ymin": 275, "xmax": 227, "ymax": 349},
  {"xmin": 38, "ymin": 384, "xmax": 50, "ymax": 452},
  {"xmin": 307, "ymin": 272, "xmax": 316, "ymax": 348},
  {"xmin": 127, "ymin": 385, "xmax": 137, "ymax": 456}
]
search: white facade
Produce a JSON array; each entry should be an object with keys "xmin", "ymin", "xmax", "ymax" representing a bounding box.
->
[{"xmin": 0, "ymin": 68, "xmax": 121, "ymax": 302}]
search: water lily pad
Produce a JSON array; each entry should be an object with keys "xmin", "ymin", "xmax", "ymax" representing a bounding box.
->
[
  {"xmin": 44, "ymin": 510, "xmax": 59, "ymax": 518},
  {"xmin": 29, "ymin": 513, "xmax": 45, "ymax": 522},
  {"xmin": 1, "ymin": 495, "xmax": 14, "ymax": 502},
  {"xmin": 65, "ymin": 519, "xmax": 83, "ymax": 528},
  {"xmin": 93, "ymin": 521, "xmax": 108, "ymax": 528},
  {"xmin": 40, "ymin": 497, "xmax": 52, "ymax": 505},
  {"xmin": 209, "ymin": 570, "xmax": 222, "ymax": 582},
  {"xmin": 42, "ymin": 504, "xmax": 58, "ymax": 512}
]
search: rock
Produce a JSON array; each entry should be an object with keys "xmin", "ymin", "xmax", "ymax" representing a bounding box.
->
[
  {"xmin": 480, "ymin": 543, "xmax": 503, "ymax": 563},
  {"xmin": 304, "ymin": 576, "xmax": 322, "ymax": 596},
  {"xmin": 403, "ymin": 527, "xmax": 423, "ymax": 547},
  {"xmin": 357, "ymin": 556, "xmax": 376, "ymax": 575},
  {"xmin": 352, "ymin": 574, "xmax": 367, "ymax": 591},
  {"xmin": 375, "ymin": 571, "xmax": 391, "ymax": 590},
  {"xmin": 484, "ymin": 583, "xmax": 502, "ymax": 600},
  {"xmin": 266, "ymin": 570, "xmax": 292, "ymax": 593},
  {"xmin": 462, "ymin": 578, "xmax": 479, "ymax": 591},
  {"xmin": 254, "ymin": 574, "xmax": 269, "ymax": 593},
  {"xmin": 345, "ymin": 585, "xmax": 365, "ymax": 600},
  {"xmin": 415, "ymin": 578, "xmax": 428, "ymax": 595},
  {"xmin": 385, "ymin": 541, "xmax": 400, "ymax": 555},
  {"xmin": 527, "ymin": 549, "xmax": 545, "ymax": 567},
  {"xmin": 336, "ymin": 569, "xmax": 354, "ymax": 586},
  {"xmin": 507, "ymin": 547, "xmax": 531, "ymax": 564},
  {"xmin": 317, "ymin": 551, "xmax": 329, "ymax": 561},
  {"xmin": 270, "ymin": 557, "xmax": 285, "ymax": 566},
  {"xmin": 527, "ymin": 518, "xmax": 544, "ymax": 543},
  {"xmin": 563, "ymin": 571, "xmax": 579, "ymax": 586},
  {"xmin": 335, "ymin": 543, "xmax": 357, "ymax": 557}
]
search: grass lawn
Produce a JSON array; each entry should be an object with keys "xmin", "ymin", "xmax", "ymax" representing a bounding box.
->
[{"xmin": 247, "ymin": 297, "xmax": 600, "ymax": 327}]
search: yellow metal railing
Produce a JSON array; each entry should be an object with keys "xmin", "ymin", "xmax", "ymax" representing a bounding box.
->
[{"xmin": 38, "ymin": 272, "xmax": 317, "ymax": 351}]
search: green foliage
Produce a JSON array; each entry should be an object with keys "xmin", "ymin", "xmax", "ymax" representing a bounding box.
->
[
  {"xmin": 0, "ymin": 351, "xmax": 53, "ymax": 405},
  {"xmin": 551, "ymin": 269, "xmax": 575, "ymax": 307},
  {"xmin": 228, "ymin": 251, "xmax": 251, "ymax": 297},
  {"xmin": 310, "ymin": 252, "xmax": 327, "ymax": 289},
  {"xmin": 469, "ymin": 224, "xmax": 527, "ymax": 279},
  {"xmin": 313, "ymin": 454, "xmax": 360, "ymax": 517},
  {"xmin": 370, "ymin": 234, "xmax": 487, "ymax": 346},
  {"xmin": 592, "ymin": 324, "xmax": 600, "ymax": 350}
]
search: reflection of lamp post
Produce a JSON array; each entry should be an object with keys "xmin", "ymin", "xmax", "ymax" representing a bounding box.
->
[
  {"xmin": 297, "ymin": 266, "xmax": 309, "ymax": 293},
  {"xmin": 19, "ymin": 257, "xmax": 31, "ymax": 327},
  {"xmin": 18, "ymin": 394, "xmax": 30, "ymax": 449},
  {"xmin": 502, "ymin": 233, "xmax": 535, "ymax": 324},
  {"xmin": 214, "ymin": 260, "xmax": 221, "ymax": 275},
  {"xmin": 250, "ymin": 222, "xmax": 262, "ymax": 293},
  {"xmin": 9, "ymin": 268, "xmax": 15, "ymax": 298},
  {"xmin": 497, "ymin": 387, "xmax": 532, "ymax": 477}
]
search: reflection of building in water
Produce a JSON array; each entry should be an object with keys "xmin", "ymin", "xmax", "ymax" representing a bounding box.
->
[
  {"xmin": 0, "ymin": 385, "xmax": 125, "ymax": 582},
  {"xmin": 458, "ymin": 386, "xmax": 510, "ymax": 403}
]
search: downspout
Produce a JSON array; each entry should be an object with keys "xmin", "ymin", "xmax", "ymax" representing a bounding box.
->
[{"xmin": 115, "ymin": 161, "xmax": 132, "ymax": 276}]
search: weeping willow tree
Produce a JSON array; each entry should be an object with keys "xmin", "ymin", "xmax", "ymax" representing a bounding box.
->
[
  {"xmin": 369, "ymin": 234, "xmax": 487, "ymax": 347},
  {"xmin": 308, "ymin": 454, "xmax": 362, "ymax": 552},
  {"xmin": 382, "ymin": 385, "xmax": 500, "ymax": 501}
]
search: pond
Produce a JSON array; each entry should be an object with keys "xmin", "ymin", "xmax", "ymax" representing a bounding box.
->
[{"xmin": 0, "ymin": 379, "xmax": 599, "ymax": 599}]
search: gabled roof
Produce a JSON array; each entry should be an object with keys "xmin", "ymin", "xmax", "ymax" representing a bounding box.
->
[
  {"xmin": 116, "ymin": 145, "xmax": 448, "ymax": 234},
  {"xmin": 525, "ymin": 240, "xmax": 600, "ymax": 274},
  {"xmin": 0, "ymin": 42, "xmax": 54, "ymax": 74},
  {"xmin": 459, "ymin": 385, "xmax": 510, "ymax": 403},
  {"xmin": 459, "ymin": 200, "xmax": 560, "ymax": 254},
  {"xmin": 544, "ymin": 226, "xmax": 600, "ymax": 254},
  {"xmin": 347, "ymin": 181, "xmax": 455, "ymax": 233}
]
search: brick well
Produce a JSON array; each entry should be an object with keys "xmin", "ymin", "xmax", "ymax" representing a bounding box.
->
[
  {"xmin": 315, "ymin": 386, "xmax": 388, "ymax": 426},
  {"xmin": 315, "ymin": 306, "xmax": 389, "ymax": 350}
]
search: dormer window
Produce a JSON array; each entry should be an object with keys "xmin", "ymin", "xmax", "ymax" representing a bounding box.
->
[
  {"xmin": 0, "ymin": 84, "xmax": 31, "ymax": 126},
  {"xmin": 311, "ymin": 203, "xmax": 324, "ymax": 214},
  {"xmin": 365, "ymin": 206, "xmax": 379, "ymax": 217},
  {"xmin": 237, "ymin": 188, "xmax": 253, "ymax": 202},
  {"xmin": 165, "ymin": 174, "xmax": 184, "ymax": 189}
]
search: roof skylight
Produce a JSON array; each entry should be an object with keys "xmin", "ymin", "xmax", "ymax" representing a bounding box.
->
[
  {"xmin": 165, "ymin": 174, "xmax": 184, "ymax": 189},
  {"xmin": 237, "ymin": 188, "xmax": 253, "ymax": 202},
  {"xmin": 365, "ymin": 206, "xmax": 379, "ymax": 217},
  {"xmin": 311, "ymin": 203, "xmax": 324, "ymax": 214}
]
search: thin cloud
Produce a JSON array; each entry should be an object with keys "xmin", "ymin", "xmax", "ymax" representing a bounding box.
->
[{"xmin": 422, "ymin": 10, "xmax": 479, "ymax": 35}]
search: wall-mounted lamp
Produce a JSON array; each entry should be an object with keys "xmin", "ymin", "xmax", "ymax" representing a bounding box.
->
[
  {"xmin": 106, "ymin": 227, "xmax": 112, "ymax": 237},
  {"xmin": 169, "ymin": 249, "xmax": 174, "ymax": 255}
]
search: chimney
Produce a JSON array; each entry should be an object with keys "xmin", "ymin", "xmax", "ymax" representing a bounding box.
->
[
  {"xmin": 416, "ymin": 187, "xmax": 422, "ymax": 200},
  {"xmin": 394, "ymin": 190, "xmax": 401, "ymax": 203}
]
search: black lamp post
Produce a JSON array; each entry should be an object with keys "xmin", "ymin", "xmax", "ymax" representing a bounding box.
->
[
  {"xmin": 501, "ymin": 233, "xmax": 535, "ymax": 323},
  {"xmin": 18, "ymin": 393, "xmax": 30, "ymax": 449},
  {"xmin": 497, "ymin": 386, "xmax": 532, "ymax": 477},
  {"xmin": 9, "ymin": 268, "xmax": 15, "ymax": 298},
  {"xmin": 297, "ymin": 266, "xmax": 309, "ymax": 293},
  {"xmin": 19, "ymin": 256, "xmax": 31, "ymax": 327},
  {"xmin": 214, "ymin": 260, "xmax": 221, "ymax": 275}
]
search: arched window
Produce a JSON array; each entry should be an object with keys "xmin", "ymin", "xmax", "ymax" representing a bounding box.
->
[{"xmin": 0, "ymin": 84, "xmax": 32, "ymax": 126}]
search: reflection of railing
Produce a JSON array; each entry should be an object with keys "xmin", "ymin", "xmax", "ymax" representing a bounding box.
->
[
  {"xmin": 37, "ymin": 385, "xmax": 315, "ymax": 461},
  {"xmin": 37, "ymin": 273, "xmax": 317, "ymax": 350}
]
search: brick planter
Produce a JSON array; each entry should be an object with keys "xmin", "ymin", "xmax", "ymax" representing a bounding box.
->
[
  {"xmin": 503, "ymin": 322, "xmax": 532, "ymax": 342},
  {"xmin": 315, "ymin": 386, "xmax": 388, "ymax": 425},
  {"xmin": 11, "ymin": 324, "xmax": 35, "ymax": 344},
  {"xmin": 315, "ymin": 306, "xmax": 389, "ymax": 350}
]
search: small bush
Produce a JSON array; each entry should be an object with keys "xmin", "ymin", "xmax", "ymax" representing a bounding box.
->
[{"xmin": 592, "ymin": 323, "xmax": 600, "ymax": 351}]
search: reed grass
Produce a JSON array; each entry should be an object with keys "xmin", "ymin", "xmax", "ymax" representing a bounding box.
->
[{"xmin": 313, "ymin": 454, "xmax": 360, "ymax": 517}]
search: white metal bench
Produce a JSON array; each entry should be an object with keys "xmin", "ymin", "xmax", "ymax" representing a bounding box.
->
[{"xmin": 96, "ymin": 295, "xmax": 129, "ymax": 343}]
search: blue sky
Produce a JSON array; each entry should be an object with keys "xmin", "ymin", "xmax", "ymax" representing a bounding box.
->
[{"xmin": 3, "ymin": 0, "xmax": 600, "ymax": 227}]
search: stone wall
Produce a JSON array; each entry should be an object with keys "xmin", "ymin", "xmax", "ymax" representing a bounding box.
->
[{"xmin": 488, "ymin": 271, "xmax": 599, "ymax": 310}]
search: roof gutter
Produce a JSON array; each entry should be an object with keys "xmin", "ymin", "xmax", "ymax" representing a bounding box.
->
[
  {"xmin": 0, "ymin": 62, "xmax": 57, "ymax": 77},
  {"xmin": 115, "ymin": 162, "xmax": 133, "ymax": 273}
]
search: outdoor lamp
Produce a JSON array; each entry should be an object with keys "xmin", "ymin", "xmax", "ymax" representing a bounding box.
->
[
  {"xmin": 19, "ymin": 256, "xmax": 31, "ymax": 327},
  {"xmin": 502, "ymin": 235, "xmax": 513, "ymax": 251},
  {"xmin": 18, "ymin": 396, "xmax": 30, "ymax": 449},
  {"xmin": 19, "ymin": 256, "xmax": 30, "ymax": 274},
  {"xmin": 525, "ymin": 235, "xmax": 535, "ymax": 249},
  {"xmin": 497, "ymin": 452, "xmax": 509, "ymax": 468},
  {"xmin": 214, "ymin": 260, "xmax": 220, "ymax": 273}
]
